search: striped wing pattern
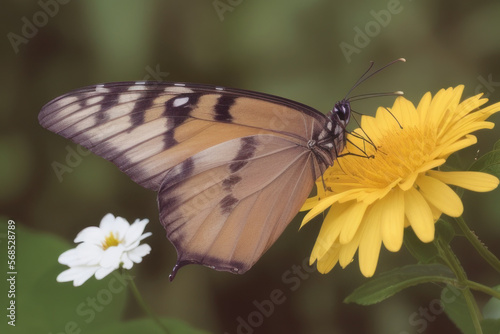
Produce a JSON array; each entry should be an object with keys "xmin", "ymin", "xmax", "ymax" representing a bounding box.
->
[{"xmin": 39, "ymin": 81, "xmax": 333, "ymax": 277}]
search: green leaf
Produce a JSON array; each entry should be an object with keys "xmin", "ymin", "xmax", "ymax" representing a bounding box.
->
[
  {"xmin": 435, "ymin": 219, "xmax": 456, "ymax": 245},
  {"xmin": 404, "ymin": 226, "xmax": 439, "ymax": 263},
  {"xmin": 469, "ymin": 148, "xmax": 500, "ymax": 178},
  {"xmin": 494, "ymin": 139, "xmax": 500, "ymax": 151},
  {"xmin": 441, "ymin": 284, "xmax": 475, "ymax": 334},
  {"xmin": 0, "ymin": 221, "xmax": 128, "ymax": 333},
  {"xmin": 344, "ymin": 264, "xmax": 455, "ymax": 305},
  {"xmin": 481, "ymin": 319, "xmax": 500, "ymax": 334},
  {"xmin": 483, "ymin": 285, "xmax": 500, "ymax": 320},
  {"xmin": 91, "ymin": 318, "xmax": 210, "ymax": 334}
]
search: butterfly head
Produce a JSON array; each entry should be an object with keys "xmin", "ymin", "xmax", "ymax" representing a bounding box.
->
[
  {"xmin": 331, "ymin": 99, "xmax": 351, "ymax": 126},
  {"xmin": 311, "ymin": 98, "xmax": 351, "ymax": 166}
]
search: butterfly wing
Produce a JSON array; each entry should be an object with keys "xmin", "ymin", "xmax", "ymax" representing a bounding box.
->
[
  {"xmin": 159, "ymin": 134, "xmax": 318, "ymax": 277},
  {"xmin": 39, "ymin": 81, "xmax": 334, "ymax": 276}
]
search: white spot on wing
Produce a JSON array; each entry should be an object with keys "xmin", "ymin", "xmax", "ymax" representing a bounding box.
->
[
  {"xmin": 95, "ymin": 84, "xmax": 109, "ymax": 93},
  {"xmin": 215, "ymin": 87, "xmax": 224, "ymax": 91},
  {"xmin": 173, "ymin": 96, "xmax": 189, "ymax": 107},
  {"xmin": 174, "ymin": 83, "xmax": 185, "ymax": 86},
  {"xmin": 128, "ymin": 83, "xmax": 147, "ymax": 91},
  {"xmin": 327, "ymin": 121, "xmax": 333, "ymax": 131}
]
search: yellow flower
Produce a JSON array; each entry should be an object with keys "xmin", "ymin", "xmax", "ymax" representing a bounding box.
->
[{"xmin": 301, "ymin": 86, "xmax": 500, "ymax": 277}]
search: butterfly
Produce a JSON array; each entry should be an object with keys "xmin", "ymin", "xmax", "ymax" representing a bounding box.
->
[{"xmin": 38, "ymin": 60, "xmax": 403, "ymax": 280}]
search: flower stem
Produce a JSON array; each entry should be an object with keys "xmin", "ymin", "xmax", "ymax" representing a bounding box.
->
[
  {"xmin": 436, "ymin": 239, "xmax": 483, "ymax": 334},
  {"xmin": 465, "ymin": 280, "xmax": 500, "ymax": 300},
  {"xmin": 455, "ymin": 216, "xmax": 500, "ymax": 274},
  {"xmin": 127, "ymin": 272, "xmax": 170, "ymax": 334}
]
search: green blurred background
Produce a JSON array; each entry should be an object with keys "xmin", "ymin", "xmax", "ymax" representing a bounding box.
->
[{"xmin": 1, "ymin": 0, "xmax": 500, "ymax": 333}]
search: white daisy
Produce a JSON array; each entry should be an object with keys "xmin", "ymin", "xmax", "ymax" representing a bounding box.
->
[{"xmin": 56, "ymin": 213, "xmax": 152, "ymax": 286}]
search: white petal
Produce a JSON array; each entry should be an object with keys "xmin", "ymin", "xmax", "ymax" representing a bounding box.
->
[
  {"xmin": 139, "ymin": 232, "xmax": 152, "ymax": 242},
  {"xmin": 99, "ymin": 213, "xmax": 116, "ymax": 230},
  {"xmin": 123, "ymin": 232, "xmax": 152, "ymax": 251},
  {"xmin": 121, "ymin": 253, "xmax": 134, "ymax": 269},
  {"xmin": 57, "ymin": 266, "xmax": 99, "ymax": 287},
  {"xmin": 74, "ymin": 226, "xmax": 105, "ymax": 245},
  {"xmin": 99, "ymin": 215, "xmax": 130, "ymax": 240},
  {"xmin": 123, "ymin": 219, "xmax": 150, "ymax": 246},
  {"xmin": 112, "ymin": 216, "xmax": 131, "ymax": 240},
  {"xmin": 57, "ymin": 267, "xmax": 82, "ymax": 282},
  {"xmin": 58, "ymin": 248, "xmax": 79, "ymax": 265},
  {"xmin": 76, "ymin": 243, "xmax": 105, "ymax": 266},
  {"xmin": 94, "ymin": 266, "xmax": 117, "ymax": 280},
  {"xmin": 100, "ymin": 213, "xmax": 126, "ymax": 235},
  {"xmin": 127, "ymin": 244, "xmax": 151, "ymax": 263},
  {"xmin": 58, "ymin": 244, "xmax": 104, "ymax": 266},
  {"xmin": 100, "ymin": 245, "xmax": 125, "ymax": 268},
  {"xmin": 73, "ymin": 269, "xmax": 100, "ymax": 287}
]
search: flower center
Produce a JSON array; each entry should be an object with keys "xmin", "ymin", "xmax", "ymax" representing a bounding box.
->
[
  {"xmin": 102, "ymin": 232, "xmax": 120, "ymax": 250},
  {"xmin": 332, "ymin": 125, "xmax": 437, "ymax": 188}
]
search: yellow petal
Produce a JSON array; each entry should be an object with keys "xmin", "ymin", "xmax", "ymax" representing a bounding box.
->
[
  {"xmin": 338, "ymin": 232, "xmax": 361, "ymax": 268},
  {"xmin": 427, "ymin": 201, "xmax": 444, "ymax": 221},
  {"xmin": 440, "ymin": 121, "xmax": 494, "ymax": 147},
  {"xmin": 360, "ymin": 115, "xmax": 380, "ymax": 141},
  {"xmin": 391, "ymin": 96, "xmax": 417, "ymax": 128},
  {"xmin": 399, "ymin": 172, "xmax": 419, "ymax": 191},
  {"xmin": 404, "ymin": 187, "xmax": 435, "ymax": 242},
  {"xmin": 301, "ymin": 192, "xmax": 344, "ymax": 226},
  {"xmin": 398, "ymin": 159, "xmax": 446, "ymax": 191},
  {"xmin": 455, "ymin": 94, "xmax": 485, "ymax": 119},
  {"xmin": 425, "ymin": 87, "xmax": 456, "ymax": 126},
  {"xmin": 338, "ymin": 202, "xmax": 368, "ymax": 244},
  {"xmin": 416, "ymin": 175, "xmax": 464, "ymax": 217},
  {"xmin": 414, "ymin": 159, "xmax": 447, "ymax": 174},
  {"xmin": 311, "ymin": 202, "xmax": 350, "ymax": 259},
  {"xmin": 380, "ymin": 189, "xmax": 405, "ymax": 252},
  {"xmin": 427, "ymin": 170, "xmax": 500, "ymax": 192},
  {"xmin": 475, "ymin": 101, "xmax": 500, "ymax": 121},
  {"xmin": 435, "ymin": 135, "xmax": 477, "ymax": 158},
  {"xmin": 300, "ymin": 196, "xmax": 320, "ymax": 213},
  {"xmin": 434, "ymin": 86, "xmax": 466, "ymax": 134},
  {"xmin": 358, "ymin": 206, "xmax": 382, "ymax": 277},
  {"xmin": 416, "ymin": 91, "xmax": 433, "ymax": 125},
  {"xmin": 315, "ymin": 244, "xmax": 341, "ymax": 274}
]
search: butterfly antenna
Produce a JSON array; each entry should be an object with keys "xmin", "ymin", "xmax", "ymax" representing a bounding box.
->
[
  {"xmin": 348, "ymin": 109, "xmax": 377, "ymax": 151},
  {"xmin": 343, "ymin": 61, "xmax": 375, "ymax": 99},
  {"xmin": 349, "ymin": 91, "xmax": 404, "ymax": 102},
  {"xmin": 344, "ymin": 58, "xmax": 406, "ymax": 100},
  {"xmin": 341, "ymin": 137, "xmax": 375, "ymax": 159},
  {"xmin": 383, "ymin": 106, "xmax": 403, "ymax": 129}
]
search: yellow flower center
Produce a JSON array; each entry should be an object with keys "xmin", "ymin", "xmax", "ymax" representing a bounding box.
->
[
  {"xmin": 102, "ymin": 232, "xmax": 120, "ymax": 250},
  {"xmin": 332, "ymin": 125, "xmax": 437, "ymax": 189}
]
